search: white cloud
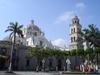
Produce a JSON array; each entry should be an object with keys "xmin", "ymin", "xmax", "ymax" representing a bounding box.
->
[
  {"xmin": 54, "ymin": 11, "xmax": 75, "ymax": 24},
  {"xmin": 75, "ymin": 2, "xmax": 86, "ymax": 9},
  {"xmin": 52, "ymin": 38, "xmax": 67, "ymax": 47}
]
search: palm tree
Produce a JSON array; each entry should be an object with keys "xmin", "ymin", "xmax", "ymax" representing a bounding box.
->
[
  {"xmin": 85, "ymin": 47, "xmax": 93, "ymax": 72},
  {"xmin": 76, "ymin": 48, "xmax": 84, "ymax": 71},
  {"xmin": 5, "ymin": 22, "xmax": 23, "ymax": 71},
  {"xmin": 78, "ymin": 24, "xmax": 100, "ymax": 48},
  {"xmin": 77, "ymin": 28, "xmax": 90, "ymax": 47},
  {"xmin": 94, "ymin": 47, "xmax": 100, "ymax": 65},
  {"xmin": 87, "ymin": 24, "xmax": 100, "ymax": 47},
  {"xmin": 86, "ymin": 47, "xmax": 93, "ymax": 64}
]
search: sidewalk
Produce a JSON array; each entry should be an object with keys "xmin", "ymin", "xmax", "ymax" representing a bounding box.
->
[{"xmin": 1, "ymin": 71, "xmax": 99, "ymax": 75}]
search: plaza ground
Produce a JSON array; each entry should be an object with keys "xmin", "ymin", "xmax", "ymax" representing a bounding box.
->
[{"xmin": 0, "ymin": 71, "xmax": 99, "ymax": 75}]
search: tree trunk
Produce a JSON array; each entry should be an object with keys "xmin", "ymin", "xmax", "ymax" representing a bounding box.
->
[
  {"xmin": 88, "ymin": 54, "xmax": 90, "ymax": 64},
  {"xmin": 80, "ymin": 56, "xmax": 82, "ymax": 71},
  {"xmin": 97, "ymin": 53, "xmax": 98, "ymax": 65},
  {"xmin": 9, "ymin": 33, "xmax": 16, "ymax": 71},
  {"xmin": 88, "ymin": 54, "xmax": 91, "ymax": 72},
  {"xmin": 36, "ymin": 57, "xmax": 40, "ymax": 72}
]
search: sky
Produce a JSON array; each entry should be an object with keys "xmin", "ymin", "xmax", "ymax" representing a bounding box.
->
[{"xmin": 0, "ymin": 0, "xmax": 100, "ymax": 48}]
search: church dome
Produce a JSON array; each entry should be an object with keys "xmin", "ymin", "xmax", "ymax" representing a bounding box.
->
[
  {"xmin": 27, "ymin": 20, "xmax": 40, "ymax": 31},
  {"xmin": 33, "ymin": 25, "xmax": 40, "ymax": 31},
  {"xmin": 3, "ymin": 36, "xmax": 12, "ymax": 41},
  {"xmin": 72, "ymin": 14, "xmax": 79, "ymax": 20}
]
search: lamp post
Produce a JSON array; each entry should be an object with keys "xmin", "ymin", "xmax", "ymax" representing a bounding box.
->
[
  {"xmin": 66, "ymin": 58, "xmax": 71, "ymax": 72},
  {"xmin": 42, "ymin": 59, "xmax": 45, "ymax": 71}
]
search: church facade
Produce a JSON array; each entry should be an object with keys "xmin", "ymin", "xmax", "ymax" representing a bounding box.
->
[{"xmin": 0, "ymin": 14, "xmax": 82, "ymax": 71}]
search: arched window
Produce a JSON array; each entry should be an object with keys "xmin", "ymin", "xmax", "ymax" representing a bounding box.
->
[
  {"xmin": 71, "ymin": 29, "xmax": 73, "ymax": 34},
  {"xmin": 74, "ymin": 37, "xmax": 75, "ymax": 42},
  {"xmin": 26, "ymin": 59, "xmax": 30, "ymax": 66},
  {"xmin": 49, "ymin": 61, "xmax": 52, "ymax": 67},
  {"xmin": 71, "ymin": 37, "xmax": 73, "ymax": 42},
  {"xmin": 34, "ymin": 32, "xmax": 37, "ymax": 36},
  {"xmin": 72, "ymin": 21, "xmax": 74, "ymax": 24},
  {"xmin": 74, "ymin": 28, "xmax": 75, "ymax": 33},
  {"xmin": 0, "ymin": 48, "xmax": 7, "ymax": 55},
  {"xmin": 39, "ymin": 61, "xmax": 42, "ymax": 67},
  {"xmin": 75, "ymin": 21, "xmax": 76, "ymax": 23}
]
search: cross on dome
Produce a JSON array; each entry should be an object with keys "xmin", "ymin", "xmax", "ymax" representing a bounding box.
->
[{"xmin": 31, "ymin": 20, "xmax": 34, "ymax": 24}]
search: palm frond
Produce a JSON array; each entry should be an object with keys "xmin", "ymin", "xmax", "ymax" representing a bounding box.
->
[
  {"xmin": 17, "ymin": 25, "xmax": 23, "ymax": 29},
  {"xmin": 5, "ymin": 21, "xmax": 24, "ymax": 45},
  {"xmin": 17, "ymin": 30, "xmax": 24, "ymax": 38},
  {"xmin": 15, "ymin": 22, "xmax": 18, "ymax": 28},
  {"xmin": 7, "ymin": 26, "xmax": 14, "ymax": 29},
  {"xmin": 5, "ymin": 29, "xmax": 13, "ymax": 32},
  {"xmin": 10, "ymin": 22, "xmax": 14, "ymax": 26}
]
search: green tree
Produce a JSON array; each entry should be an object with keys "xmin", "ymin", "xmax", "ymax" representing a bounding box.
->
[
  {"xmin": 27, "ymin": 47, "xmax": 54, "ymax": 70},
  {"xmin": 27, "ymin": 47, "xmax": 42, "ymax": 70},
  {"xmin": 70, "ymin": 49, "xmax": 76, "ymax": 56},
  {"xmin": 76, "ymin": 48, "xmax": 84, "ymax": 65},
  {"xmin": 86, "ymin": 47, "xmax": 93, "ymax": 65},
  {"xmin": 5, "ymin": 22, "xmax": 23, "ymax": 71},
  {"xmin": 45, "ymin": 47, "xmax": 55, "ymax": 57},
  {"xmin": 60, "ymin": 50, "xmax": 69, "ymax": 71},
  {"xmin": 94, "ymin": 47, "xmax": 100, "ymax": 65},
  {"xmin": 87, "ymin": 24, "xmax": 100, "ymax": 47},
  {"xmin": 79, "ymin": 24, "xmax": 100, "ymax": 47},
  {"xmin": 77, "ymin": 28, "xmax": 90, "ymax": 47}
]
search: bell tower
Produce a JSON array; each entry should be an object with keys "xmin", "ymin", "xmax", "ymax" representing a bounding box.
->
[{"xmin": 69, "ymin": 14, "xmax": 84, "ymax": 50}]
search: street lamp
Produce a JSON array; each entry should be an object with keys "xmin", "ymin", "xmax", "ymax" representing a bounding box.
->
[
  {"xmin": 66, "ymin": 58, "xmax": 71, "ymax": 71},
  {"xmin": 42, "ymin": 59, "xmax": 45, "ymax": 70}
]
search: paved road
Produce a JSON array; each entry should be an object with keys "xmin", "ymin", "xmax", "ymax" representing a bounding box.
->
[{"xmin": 0, "ymin": 71, "xmax": 99, "ymax": 75}]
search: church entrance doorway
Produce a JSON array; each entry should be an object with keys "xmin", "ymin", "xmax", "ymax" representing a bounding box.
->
[
  {"xmin": 58, "ymin": 59, "xmax": 62, "ymax": 70},
  {"xmin": 0, "ymin": 58, "xmax": 5, "ymax": 70}
]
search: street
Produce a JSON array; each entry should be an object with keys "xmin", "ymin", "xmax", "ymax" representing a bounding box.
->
[{"xmin": 0, "ymin": 71, "xmax": 99, "ymax": 75}]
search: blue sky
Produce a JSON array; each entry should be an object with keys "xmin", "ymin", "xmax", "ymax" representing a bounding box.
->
[{"xmin": 0, "ymin": 0, "xmax": 100, "ymax": 48}]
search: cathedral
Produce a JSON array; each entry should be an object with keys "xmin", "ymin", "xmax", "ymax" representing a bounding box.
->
[{"xmin": 0, "ymin": 14, "xmax": 83, "ymax": 71}]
